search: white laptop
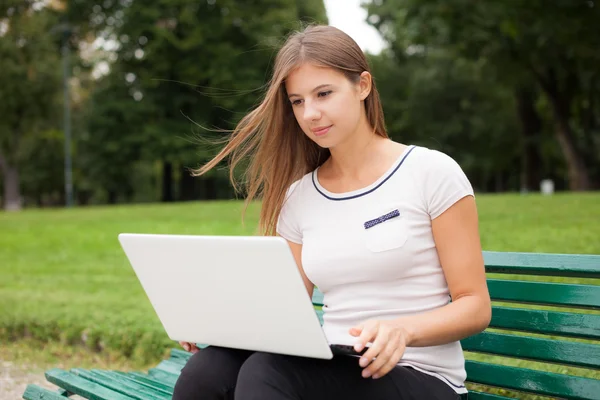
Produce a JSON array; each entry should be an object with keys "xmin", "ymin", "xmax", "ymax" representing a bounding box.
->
[{"xmin": 118, "ymin": 233, "xmax": 341, "ymax": 359}]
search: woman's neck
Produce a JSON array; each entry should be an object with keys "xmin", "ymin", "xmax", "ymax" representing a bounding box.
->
[{"xmin": 326, "ymin": 123, "xmax": 390, "ymax": 180}]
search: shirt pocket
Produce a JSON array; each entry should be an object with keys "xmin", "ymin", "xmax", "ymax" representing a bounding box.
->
[{"xmin": 362, "ymin": 207, "xmax": 408, "ymax": 252}]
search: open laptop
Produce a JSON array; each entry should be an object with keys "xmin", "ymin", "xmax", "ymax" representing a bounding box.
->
[{"xmin": 118, "ymin": 233, "xmax": 360, "ymax": 360}]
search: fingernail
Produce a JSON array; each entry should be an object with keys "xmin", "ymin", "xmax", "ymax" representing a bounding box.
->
[
  {"xmin": 355, "ymin": 344, "xmax": 363, "ymax": 351},
  {"xmin": 362, "ymin": 370, "xmax": 371, "ymax": 378},
  {"xmin": 359, "ymin": 357, "xmax": 367, "ymax": 367},
  {"xmin": 372, "ymin": 374, "xmax": 380, "ymax": 379}
]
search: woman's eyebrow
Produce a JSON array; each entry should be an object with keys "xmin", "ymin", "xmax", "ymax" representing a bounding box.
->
[{"xmin": 288, "ymin": 84, "xmax": 333, "ymax": 98}]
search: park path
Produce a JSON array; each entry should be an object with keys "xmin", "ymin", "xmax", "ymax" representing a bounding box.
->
[{"xmin": 0, "ymin": 358, "xmax": 85, "ymax": 400}]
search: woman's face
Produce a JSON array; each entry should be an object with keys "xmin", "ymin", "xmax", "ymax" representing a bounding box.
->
[{"xmin": 285, "ymin": 63, "xmax": 371, "ymax": 149}]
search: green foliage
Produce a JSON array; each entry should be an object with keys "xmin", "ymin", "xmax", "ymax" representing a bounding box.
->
[
  {"xmin": 79, "ymin": 72, "xmax": 150, "ymax": 202},
  {"xmin": 19, "ymin": 129, "xmax": 66, "ymax": 205},
  {"xmin": 74, "ymin": 0, "xmax": 328, "ymax": 202},
  {"xmin": 0, "ymin": 5, "xmax": 62, "ymax": 162},
  {"xmin": 365, "ymin": 0, "xmax": 600, "ymax": 190},
  {"xmin": 369, "ymin": 50, "xmax": 520, "ymax": 191},
  {"xmin": 2, "ymin": 0, "xmax": 598, "ymax": 207}
]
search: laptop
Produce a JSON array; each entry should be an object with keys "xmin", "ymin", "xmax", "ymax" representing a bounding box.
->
[{"xmin": 118, "ymin": 233, "xmax": 358, "ymax": 360}]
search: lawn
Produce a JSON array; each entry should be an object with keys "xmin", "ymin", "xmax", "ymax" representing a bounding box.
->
[{"xmin": 1, "ymin": 192, "xmax": 599, "ymax": 369}]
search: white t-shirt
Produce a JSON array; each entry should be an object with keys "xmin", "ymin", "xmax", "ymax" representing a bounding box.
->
[{"xmin": 276, "ymin": 145, "xmax": 474, "ymax": 394}]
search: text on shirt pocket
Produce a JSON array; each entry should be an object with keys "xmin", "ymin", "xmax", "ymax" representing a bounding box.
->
[{"xmin": 362, "ymin": 207, "xmax": 409, "ymax": 252}]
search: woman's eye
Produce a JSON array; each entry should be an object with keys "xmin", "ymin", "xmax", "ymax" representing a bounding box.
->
[
  {"xmin": 318, "ymin": 90, "xmax": 332, "ymax": 98},
  {"xmin": 291, "ymin": 99, "xmax": 303, "ymax": 106}
]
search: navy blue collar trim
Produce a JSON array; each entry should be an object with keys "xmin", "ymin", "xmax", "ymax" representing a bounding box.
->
[{"xmin": 312, "ymin": 145, "xmax": 416, "ymax": 201}]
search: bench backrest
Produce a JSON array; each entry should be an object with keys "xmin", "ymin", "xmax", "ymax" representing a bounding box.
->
[{"xmin": 311, "ymin": 251, "xmax": 600, "ymax": 400}]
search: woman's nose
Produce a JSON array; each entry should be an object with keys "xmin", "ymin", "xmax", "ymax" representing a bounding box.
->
[{"xmin": 303, "ymin": 102, "xmax": 321, "ymax": 121}]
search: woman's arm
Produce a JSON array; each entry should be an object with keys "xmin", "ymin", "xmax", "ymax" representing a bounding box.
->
[
  {"xmin": 351, "ymin": 195, "xmax": 491, "ymax": 378},
  {"xmin": 395, "ymin": 195, "xmax": 491, "ymax": 346},
  {"xmin": 286, "ymin": 240, "xmax": 315, "ymax": 298}
]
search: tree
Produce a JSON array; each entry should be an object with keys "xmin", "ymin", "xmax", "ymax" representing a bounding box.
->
[
  {"xmin": 75, "ymin": 0, "xmax": 328, "ymax": 202},
  {"xmin": 366, "ymin": 0, "xmax": 600, "ymax": 190},
  {"xmin": 0, "ymin": 2, "xmax": 62, "ymax": 210},
  {"xmin": 81, "ymin": 70, "xmax": 150, "ymax": 203},
  {"xmin": 369, "ymin": 49, "xmax": 520, "ymax": 192}
]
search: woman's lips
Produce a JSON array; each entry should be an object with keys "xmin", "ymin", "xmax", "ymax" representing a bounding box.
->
[{"xmin": 312, "ymin": 125, "xmax": 332, "ymax": 136}]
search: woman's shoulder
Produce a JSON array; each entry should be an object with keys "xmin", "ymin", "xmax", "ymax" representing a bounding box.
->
[
  {"xmin": 284, "ymin": 171, "xmax": 314, "ymax": 202},
  {"xmin": 406, "ymin": 145, "xmax": 462, "ymax": 169},
  {"xmin": 405, "ymin": 145, "xmax": 474, "ymax": 217},
  {"xmin": 401, "ymin": 146, "xmax": 469, "ymax": 184}
]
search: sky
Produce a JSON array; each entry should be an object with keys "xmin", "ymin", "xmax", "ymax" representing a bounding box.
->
[{"xmin": 324, "ymin": 0, "xmax": 386, "ymax": 54}]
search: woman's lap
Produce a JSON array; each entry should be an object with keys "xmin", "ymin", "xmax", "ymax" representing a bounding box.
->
[
  {"xmin": 236, "ymin": 351, "xmax": 459, "ymax": 400},
  {"xmin": 172, "ymin": 346, "xmax": 253, "ymax": 400},
  {"xmin": 173, "ymin": 346, "xmax": 459, "ymax": 400}
]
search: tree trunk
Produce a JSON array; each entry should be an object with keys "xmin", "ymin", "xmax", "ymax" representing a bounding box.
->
[
  {"xmin": 514, "ymin": 86, "xmax": 543, "ymax": 191},
  {"xmin": 162, "ymin": 161, "xmax": 173, "ymax": 202},
  {"xmin": 203, "ymin": 177, "xmax": 217, "ymax": 200},
  {"xmin": 534, "ymin": 67, "xmax": 591, "ymax": 190},
  {"xmin": 179, "ymin": 167, "xmax": 197, "ymax": 201},
  {"xmin": 107, "ymin": 190, "xmax": 117, "ymax": 204},
  {"xmin": 549, "ymin": 97, "xmax": 591, "ymax": 190},
  {"xmin": 580, "ymin": 75, "xmax": 599, "ymax": 189},
  {"xmin": 0, "ymin": 152, "xmax": 22, "ymax": 211}
]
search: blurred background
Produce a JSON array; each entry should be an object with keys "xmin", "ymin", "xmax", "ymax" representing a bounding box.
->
[
  {"xmin": 1, "ymin": 1, "xmax": 599, "ymax": 397},
  {"xmin": 1, "ymin": 0, "xmax": 598, "ymax": 211}
]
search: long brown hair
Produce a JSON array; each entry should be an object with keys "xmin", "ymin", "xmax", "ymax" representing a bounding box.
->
[{"xmin": 193, "ymin": 25, "xmax": 388, "ymax": 235}]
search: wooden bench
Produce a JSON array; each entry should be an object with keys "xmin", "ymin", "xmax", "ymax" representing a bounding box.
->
[{"xmin": 23, "ymin": 251, "xmax": 600, "ymax": 400}]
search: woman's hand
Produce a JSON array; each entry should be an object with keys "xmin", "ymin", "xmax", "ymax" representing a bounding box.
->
[
  {"xmin": 349, "ymin": 319, "xmax": 409, "ymax": 379},
  {"xmin": 179, "ymin": 341, "xmax": 200, "ymax": 354}
]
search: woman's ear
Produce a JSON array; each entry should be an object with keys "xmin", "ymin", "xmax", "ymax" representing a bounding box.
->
[{"xmin": 358, "ymin": 71, "xmax": 372, "ymax": 100}]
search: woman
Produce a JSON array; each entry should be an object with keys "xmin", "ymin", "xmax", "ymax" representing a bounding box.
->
[{"xmin": 173, "ymin": 24, "xmax": 491, "ymax": 400}]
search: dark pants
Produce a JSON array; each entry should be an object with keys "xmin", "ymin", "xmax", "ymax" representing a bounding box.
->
[{"xmin": 172, "ymin": 346, "xmax": 463, "ymax": 400}]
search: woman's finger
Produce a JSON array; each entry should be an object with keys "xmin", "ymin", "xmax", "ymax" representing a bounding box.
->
[
  {"xmin": 355, "ymin": 321, "xmax": 378, "ymax": 353},
  {"xmin": 359, "ymin": 326, "xmax": 387, "ymax": 369},
  {"xmin": 362, "ymin": 339, "xmax": 393, "ymax": 378},
  {"xmin": 179, "ymin": 341, "xmax": 191, "ymax": 352},
  {"xmin": 349, "ymin": 323, "xmax": 364, "ymax": 339},
  {"xmin": 372, "ymin": 346, "xmax": 404, "ymax": 379}
]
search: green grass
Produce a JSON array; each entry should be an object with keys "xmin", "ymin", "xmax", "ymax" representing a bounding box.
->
[
  {"xmin": 1, "ymin": 193, "xmax": 599, "ymax": 373},
  {"xmin": 475, "ymin": 192, "xmax": 600, "ymax": 254},
  {"xmin": 0, "ymin": 200, "xmax": 262, "ymax": 365}
]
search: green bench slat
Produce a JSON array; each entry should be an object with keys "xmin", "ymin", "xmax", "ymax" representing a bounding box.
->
[
  {"xmin": 147, "ymin": 367, "xmax": 179, "ymax": 387},
  {"xmin": 467, "ymin": 391, "xmax": 514, "ymax": 400},
  {"xmin": 312, "ymin": 290, "xmax": 324, "ymax": 306},
  {"xmin": 117, "ymin": 371, "xmax": 175, "ymax": 394},
  {"xmin": 101, "ymin": 370, "xmax": 173, "ymax": 398},
  {"xmin": 488, "ymin": 279, "xmax": 600, "ymax": 308},
  {"xmin": 483, "ymin": 251, "xmax": 600, "ymax": 278},
  {"xmin": 315, "ymin": 308, "xmax": 324, "ymax": 325},
  {"xmin": 22, "ymin": 384, "xmax": 71, "ymax": 400},
  {"xmin": 313, "ymin": 299, "xmax": 600, "ymax": 338},
  {"xmin": 153, "ymin": 359, "xmax": 185, "ymax": 375},
  {"xmin": 168, "ymin": 355, "xmax": 188, "ymax": 367},
  {"xmin": 490, "ymin": 306, "xmax": 600, "ymax": 339},
  {"xmin": 462, "ymin": 332, "xmax": 600, "ymax": 369},
  {"xmin": 44, "ymin": 368, "xmax": 134, "ymax": 400},
  {"xmin": 81, "ymin": 369, "xmax": 170, "ymax": 400},
  {"xmin": 465, "ymin": 360, "xmax": 600, "ymax": 399},
  {"xmin": 313, "ymin": 280, "xmax": 600, "ymax": 310},
  {"xmin": 169, "ymin": 348, "xmax": 192, "ymax": 361}
]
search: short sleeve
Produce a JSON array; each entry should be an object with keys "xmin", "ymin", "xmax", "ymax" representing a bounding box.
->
[
  {"xmin": 422, "ymin": 149, "xmax": 475, "ymax": 219},
  {"xmin": 276, "ymin": 181, "xmax": 303, "ymax": 244}
]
